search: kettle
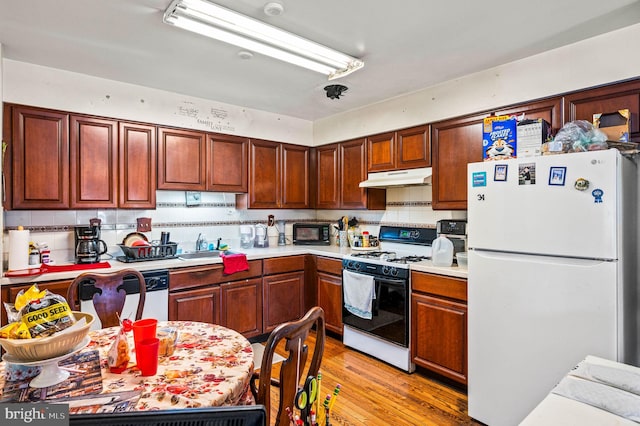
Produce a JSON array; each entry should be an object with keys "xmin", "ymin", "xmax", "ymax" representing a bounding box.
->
[
  {"xmin": 432, "ymin": 235, "xmax": 454, "ymax": 267},
  {"xmin": 240, "ymin": 225, "xmax": 255, "ymax": 249},
  {"xmin": 255, "ymin": 224, "xmax": 269, "ymax": 248}
]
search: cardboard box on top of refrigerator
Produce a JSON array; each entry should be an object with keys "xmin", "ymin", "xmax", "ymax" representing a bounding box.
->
[
  {"xmin": 483, "ymin": 115, "xmax": 517, "ymax": 161},
  {"xmin": 593, "ymin": 109, "xmax": 630, "ymax": 142},
  {"xmin": 517, "ymin": 118, "xmax": 551, "ymax": 158}
]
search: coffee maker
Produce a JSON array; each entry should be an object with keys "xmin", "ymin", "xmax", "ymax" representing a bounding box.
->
[{"xmin": 74, "ymin": 225, "xmax": 108, "ymax": 263}]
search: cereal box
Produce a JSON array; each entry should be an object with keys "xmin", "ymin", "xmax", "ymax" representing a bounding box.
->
[{"xmin": 483, "ymin": 115, "xmax": 517, "ymax": 161}]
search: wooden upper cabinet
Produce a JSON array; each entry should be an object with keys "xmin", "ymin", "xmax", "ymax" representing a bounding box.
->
[
  {"xmin": 207, "ymin": 133, "xmax": 248, "ymax": 193},
  {"xmin": 11, "ymin": 105, "xmax": 70, "ymax": 209},
  {"xmin": 248, "ymin": 139, "xmax": 280, "ymax": 208},
  {"xmin": 564, "ymin": 80, "xmax": 640, "ymax": 143},
  {"xmin": 281, "ymin": 143, "xmax": 309, "ymax": 208},
  {"xmin": 431, "ymin": 112, "xmax": 487, "ymax": 211},
  {"xmin": 315, "ymin": 144, "xmax": 340, "ymax": 209},
  {"xmin": 119, "ymin": 122, "xmax": 156, "ymax": 209},
  {"xmin": 367, "ymin": 125, "xmax": 431, "ymax": 172},
  {"xmin": 495, "ymin": 97, "xmax": 563, "ymax": 136},
  {"xmin": 157, "ymin": 127, "xmax": 206, "ymax": 190},
  {"xmin": 243, "ymin": 139, "xmax": 310, "ymax": 208},
  {"xmin": 397, "ymin": 124, "xmax": 431, "ymax": 169},
  {"xmin": 367, "ymin": 132, "xmax": 396, "ymax": 172},
  {"xmin": 70, "ymin": 115, "xmax": 118, "ymax": 209},
  {"xmin": 340, "ymin": 138, "xmax": 368, "ymax": 209}
]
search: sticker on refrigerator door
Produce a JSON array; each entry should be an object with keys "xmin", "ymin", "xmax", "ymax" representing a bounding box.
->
[
  {"xmin": 518, "ymin": 163, "xmax": 536, "ymax": 185},
  {"xmin": 472, "ymin": 172, "xmax": 487, "ymax": 187},
  {"xmin": 592, "ymin": 189, "xmax": 604, "ymax": 203},
  {"xmin": 548, "ymin": 166, "xmax": 566, "ymax": 186},
  {"xmin": 493, "ymin": 164, "xmax": 508, "ymax": 181}
]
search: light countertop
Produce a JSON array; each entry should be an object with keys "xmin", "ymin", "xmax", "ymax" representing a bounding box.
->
[{"xmin": 1, "ymin": 244, "xmax": 466, "ymax": 286}]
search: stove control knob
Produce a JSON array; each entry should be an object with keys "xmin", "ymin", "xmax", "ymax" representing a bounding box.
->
[
  {"xmin": 390, "ymin": 267, "xmax": 399, "ymax": 277},
  {"xmin": 382, "ymin": 265, "xmax": 390, "ymax": 275}
]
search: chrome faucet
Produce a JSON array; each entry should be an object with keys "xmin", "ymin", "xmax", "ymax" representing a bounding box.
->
[{"xmin": 196, "ymin": 233, "xmax": 207, "ymax": 251}]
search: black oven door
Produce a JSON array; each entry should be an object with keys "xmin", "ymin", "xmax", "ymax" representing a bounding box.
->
[{"xmin": 342, "ymin": 274, "xmax": 408, "ymax": 347}]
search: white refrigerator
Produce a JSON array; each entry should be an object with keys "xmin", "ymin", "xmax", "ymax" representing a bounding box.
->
[{"xmin": 466, "ymin": 149, "xmax": 639, "ymax": 426}]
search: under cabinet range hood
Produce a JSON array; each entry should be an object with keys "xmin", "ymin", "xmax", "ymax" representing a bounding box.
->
[{"xmin": 359, "ymin": 167, "xmax": 433, "ymax": 188}]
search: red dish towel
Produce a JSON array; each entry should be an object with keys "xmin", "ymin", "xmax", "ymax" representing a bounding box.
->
[{"xmin": 221, "ymin": 253, "xmax": 249, "ymax": 275}]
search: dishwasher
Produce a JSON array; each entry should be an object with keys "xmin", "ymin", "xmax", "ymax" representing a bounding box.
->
[{"xmin": 76, "ymin": 269, "xmax": 169, "ymax": 330}]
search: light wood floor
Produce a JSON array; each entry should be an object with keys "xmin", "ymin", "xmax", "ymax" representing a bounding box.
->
[{"xmin": 268, "ymin": 332, "xmax": 482, "ymax": 426}]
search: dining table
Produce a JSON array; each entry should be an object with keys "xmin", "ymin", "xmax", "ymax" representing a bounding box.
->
[{"xmin": 0, "ymin": 320, "xmax": 255, "ymax": 413}]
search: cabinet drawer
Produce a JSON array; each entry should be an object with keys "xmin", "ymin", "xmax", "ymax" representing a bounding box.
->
[
  {"xmin": 170, "ymin": 260, "xmax": 262, "ymax": 291},
  {"xmin": 316, "ymin": 256, "xmax": 342, "ymax": 275},
  {"xmin": 411, "ymin": 271, "xmax": 467, "ymax": 302},
  {"xmin": 263, "ymin": 255, "xmax": 305, "ymax": 275}
]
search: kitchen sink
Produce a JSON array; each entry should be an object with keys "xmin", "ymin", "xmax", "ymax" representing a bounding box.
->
[{"xmin": 178, "ymin": 250, "xmax": 222, "ymax": 259}]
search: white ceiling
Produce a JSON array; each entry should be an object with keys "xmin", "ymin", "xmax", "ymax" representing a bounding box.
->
[{"xmin": 1, "ymin": 0, "xmax": 640, "ymax": 121}]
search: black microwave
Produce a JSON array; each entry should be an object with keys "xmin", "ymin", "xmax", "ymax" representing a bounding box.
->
[{"xmin": 292, "ymin": 223, "xmax": 331, "ymax": 245}]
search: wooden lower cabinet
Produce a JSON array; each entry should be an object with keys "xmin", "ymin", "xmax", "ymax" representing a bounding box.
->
[
  {"xmin": 262, "ymin": 271, "xmax": 305, "ymax": 333},
  {"xmin": 316, "ymin": 257, "xmax": 343, "ymax": 335},
  {"xmin": 221, "ymin": 277, "xmax": 262, "ymax": 338},
  {"xmin": 169, "ymin": 286, "xmax": 221, "ymax": 324},
  {"xmin": 411, "ymin": 271, "xmax": 468, "ymax": 385}
]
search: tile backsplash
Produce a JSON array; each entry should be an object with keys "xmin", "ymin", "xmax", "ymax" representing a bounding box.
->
[{"xmin": 3, "ymin": 186, "xmax": 465, "ymax": 266}]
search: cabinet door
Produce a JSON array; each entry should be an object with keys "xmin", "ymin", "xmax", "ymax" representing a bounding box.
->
[
  {"xmin": 11, "ymin": 106, "xmax": 69, "ymax": 209},
  {"xmin": 157, "ymin": 127, "xmax": 206, "ymax": 190},
  {"xmin": 564, "ymin": 80, "xmax": 640, "ymax": 143},
  {"xmin": 431, "ymin": 113, "xmax": 487, "ymax": 210},
  {"xmin": 281, "ymin": 143, "xmax": 309, "ymax": 208},
  {"xmin": 317, "ymin": 272, "xmax": 343, "ymax": 335},
  {"xmin": 70, "ymin": 115, "xmax": 118, "ymax": 208},
  {"xmin": 367, "ymin": 131, "xmax": 396, "ymax": 172},
  {"xmin": 396, "ymin": 124, "xmax": 430, "ymax": 170},
  {"xmin": 340, "ymin": 138, "xmax": 367, "ymax": 209},
  {"xmin": 248, "ymin": 139, "xmax": 280, "ymax": 208},
  {"xmin": 412, "ymin": 292, "xmax": 467, "ymax": 384},
  {"xmin": 169, "ymin": 286, "xmax": 221, "ymax": 324},
  {"xmin": 118, "ymin": 122, "xmax": 157, "ymax": 209},
  {"xmin": 315, "ymin": 144, "xmax": 340, "ymax": 209},
  {"xmin": 221, "ymin": 278, "xmax": 262, "ymax": 338},
  {"xmin": 262, "ymin": 271, "xmax": 304, "ymax": 333},
  {"xmin": 207, "ymin": 133, "xmax": 248, "ymax": 192}
]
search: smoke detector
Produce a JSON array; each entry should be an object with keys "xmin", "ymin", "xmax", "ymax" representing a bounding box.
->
[
  {"xmin": 264, "ymin": 2, "xmax": 284, "ymax": 16},
  {"xmin": 324, "ymin": 84, "xmax": 348, "ymax": 99}
]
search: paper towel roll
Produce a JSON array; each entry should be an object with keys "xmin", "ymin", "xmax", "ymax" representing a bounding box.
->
[{"xmin": 8, "ymin": 229, "xmax": 30, "ymax": 271}]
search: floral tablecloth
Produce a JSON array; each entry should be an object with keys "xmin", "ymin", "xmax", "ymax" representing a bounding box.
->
[{"xmin": 1, "ymin": 321, "xmax": 255, "ymax": 410}]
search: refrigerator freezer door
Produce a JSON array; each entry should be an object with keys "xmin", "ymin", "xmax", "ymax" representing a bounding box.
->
[
  {"xmin": 468, "ymin": 249, "xmax": 618, "ymax": 426},
  {"xmin": 467, "ymin": 150, "xmax": 623, "ymax": 260}
]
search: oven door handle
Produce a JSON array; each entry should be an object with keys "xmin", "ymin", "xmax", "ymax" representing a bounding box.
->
[{"xmin": 373, "ymin": 277, "xmax": 406, "ymax": 288}]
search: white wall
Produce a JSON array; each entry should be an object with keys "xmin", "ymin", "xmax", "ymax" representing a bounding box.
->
[
  {"xmin": 313, "ymin": 23, "xmax": 640, "ymax": 144},
  {"xmin": 2, "ymin": 60, "xmax": 313, "ymax": 146}
]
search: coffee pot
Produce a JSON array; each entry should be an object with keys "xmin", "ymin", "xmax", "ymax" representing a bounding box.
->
[
  {"xmin": 240, "ymin": 225, "xmax": 255, "ymax": 249},
  {"xmin": 254, "ymin": 224, "xmax": 269, "ymax": 248},
  {"xmin": 74, "ymin": 225, "xmax": 108, "ymax": 264}
]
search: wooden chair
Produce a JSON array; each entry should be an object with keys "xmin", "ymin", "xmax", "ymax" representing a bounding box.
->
[
  {"xmin": 250, "ymin": 306, "xmax": 325, "ymax": 426},
  {"xmin": 67, "ymin": 269, "xmax": 146, "ymax": 328}
]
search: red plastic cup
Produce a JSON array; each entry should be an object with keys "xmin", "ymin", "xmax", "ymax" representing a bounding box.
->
[
  {"xmin": 136, "ymin": 337, "xmax": 159, "ymax": 376},
  {"xmin": 132, "ymin": 318, "xmax": 157, "ymax": 347}
]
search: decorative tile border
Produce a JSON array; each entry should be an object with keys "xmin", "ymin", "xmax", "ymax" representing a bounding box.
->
[
  {"xmin": 156, "ymin": 202, "xmax": 236, "ymax": 208},
  {"xmin": 5, "ymin": 220, "xmax": 436, "ymax": 233},
  {"xmin": 386, "ymin": 201, "xmax": 432, "ymax": 207}
]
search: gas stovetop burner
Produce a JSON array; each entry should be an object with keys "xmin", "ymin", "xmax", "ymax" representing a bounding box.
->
[
  {"xmin": 387, "ymin": 255, "xmax": 431, "ymax": 264},
  {"xmin": 350, "ymin": 251, "xmax": 394, "ymax": 259}
]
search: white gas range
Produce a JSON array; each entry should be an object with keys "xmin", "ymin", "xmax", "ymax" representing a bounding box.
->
[{"xmin": 341, "ymin": 226, "xmax": 436, "ymax": 372}]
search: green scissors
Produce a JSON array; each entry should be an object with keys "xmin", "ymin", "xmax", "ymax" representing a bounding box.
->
[{"xmin": 295, "ymin": 375, "xmax": 318, "ymax": 418}]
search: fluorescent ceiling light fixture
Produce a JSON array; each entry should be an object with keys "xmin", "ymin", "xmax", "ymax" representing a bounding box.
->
[{"xmin": 163, "ymin": 0, "xmax": 364, "ymax": 79}]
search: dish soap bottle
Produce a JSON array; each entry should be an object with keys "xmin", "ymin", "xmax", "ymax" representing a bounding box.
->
[{"xmin": 432, "ymin": 236, "xmax": 454, "ymax": 267}]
